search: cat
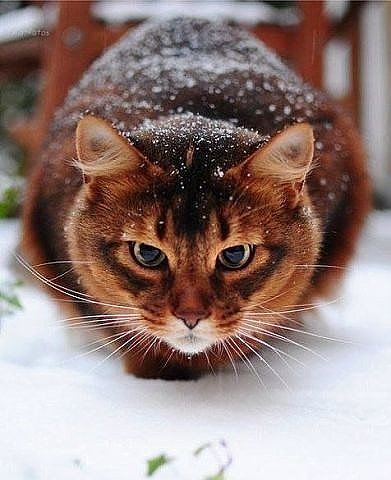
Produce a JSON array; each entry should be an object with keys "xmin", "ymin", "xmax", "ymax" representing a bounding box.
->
[{"xmin": 21, "ymin": 17, "xmax": 370, "ymax": 380}]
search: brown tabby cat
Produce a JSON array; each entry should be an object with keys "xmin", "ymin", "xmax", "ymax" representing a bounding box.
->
[{"xmin": 22, "ymin": 17, "xmax": 370, "ymax": 379}]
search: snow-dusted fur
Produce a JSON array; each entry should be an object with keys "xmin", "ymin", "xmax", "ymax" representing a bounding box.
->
[{"xmin": 22, "ymin": 18, "xmax": 370, "ymax": 379}]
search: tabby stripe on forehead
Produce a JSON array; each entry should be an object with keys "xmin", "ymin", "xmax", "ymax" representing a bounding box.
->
[
  {"xmin": 156, "ymin": 210, "xmax": 167, "ymax": 240},
  {"xmin": 216, "ymin": 211, "xmax": 230, "ymax": 241},
  {"xmin": 99, "ymin": 242, "xmax": 152, "ymax": 294},
  {"xmin": 233, "ymin": 245, "xmax": 286, "ymax": 299}
]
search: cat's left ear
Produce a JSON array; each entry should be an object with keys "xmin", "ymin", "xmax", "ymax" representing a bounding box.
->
[
  {"xmin": 75, "ymin": 115, "xmax": 158, "ymax": 182},
  {"xmin": 240, "ymin": 123, "xmax": 314, "ymax": 208}
]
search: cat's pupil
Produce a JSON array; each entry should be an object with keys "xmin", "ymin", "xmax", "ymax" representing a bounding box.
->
[
  {"xmin": 225, "ymin": 246, "xmax": 245, "ymax": 263},
  {"xmin": 219, "ymin": 244, "xmax": 252, "ymax": 269},
  {"xmin": 140, "ymin": 244, "xmax": 160, "ymax": 262},
  {"xmin": 133, "ymin": 242, "xmax": 165, "ymax": 267}
]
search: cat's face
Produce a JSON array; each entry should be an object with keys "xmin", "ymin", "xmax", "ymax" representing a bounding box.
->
[{"xmin": 68, "ymin": 115, "xmax": 320, "ymax": 356}]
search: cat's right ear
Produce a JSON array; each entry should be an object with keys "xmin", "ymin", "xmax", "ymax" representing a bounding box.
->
[
  {"xmin": 75, "ymin": 116, "xmax": 156, "ymax": 182},
  {"xmin": 230, "ymin": 123, "xmax": 314, "ymax": 208}
]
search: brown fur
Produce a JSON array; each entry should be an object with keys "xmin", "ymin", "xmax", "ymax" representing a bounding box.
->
[{"xmin": 21, "ymin": 18, "xmax": 371, "ymax": 380}]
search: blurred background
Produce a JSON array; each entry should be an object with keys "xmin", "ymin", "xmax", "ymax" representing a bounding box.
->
[
  {"xmin": 0, "ymin": 0, "xmax": 390, "ymax": 221},
  {"xmin": 0, "ymin": 5, "xmax": 390, "ymax": 476}
]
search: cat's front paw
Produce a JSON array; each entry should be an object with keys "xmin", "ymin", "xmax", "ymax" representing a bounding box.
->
[{"xmin": 123, "ymin": 355, "xmax": 203, "ymax": 381}]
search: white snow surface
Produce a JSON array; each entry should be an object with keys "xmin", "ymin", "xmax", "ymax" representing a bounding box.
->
[{"xmin": 0, "ymin": 213, "xmax": 390, "ymax": 479}]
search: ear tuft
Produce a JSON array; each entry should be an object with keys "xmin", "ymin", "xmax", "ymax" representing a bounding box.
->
[
  {"xmin": 243, "ymin": 123, "xmax": 315, "ymax": 208},
  {"xmin": 247, "ymin": 123, "xmax": 314, "ymax": 183},
  {"xmin": 75, "ymin": 116, "xmax": 144, "ymax": 177}
]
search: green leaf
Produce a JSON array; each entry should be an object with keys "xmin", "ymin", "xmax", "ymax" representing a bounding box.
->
[
  {"xmin": 0, "ymin": 186, "xmax": 19, "ymax": 219},
  {"xmin": 194, "ymin": 443, "xmax": 211, "ymax": 456},
  {"xmin": 0, "ymin": 281, "xmax": 23, "ymax": 314},
  {"xmin": 205, "ymin": 474, "xmax": 225, "ymax": 480},
  {"xmin": 146, "ymin": 454, "xmax": 172, "ymax": 477},
  {"xmin": 0, "ymin": 291, "xmax": 22, "ymax": 309}
]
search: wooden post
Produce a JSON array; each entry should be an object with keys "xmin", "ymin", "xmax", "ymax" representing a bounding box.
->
[
  {"xmin": 347, "ymin": 5, "xmax": 361, "ymax": 126},
  {"xmin": 294, "ymin": 0, "xmax": 329, "ymax": 88},
  {"xmin": 32, "ymin": 0, "xmax": 101, "ymax": 154}
]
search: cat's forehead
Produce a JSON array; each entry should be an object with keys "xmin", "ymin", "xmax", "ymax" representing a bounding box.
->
[
  {"xmin": 122, "ymin": 115, "xmax": 268, "ymax": 236},
  {"xmin": 127, "ymin": 114, "xmax": 266, "ymax": 173},
  {"xmin": 129, "ymin": 191, "xmax": 261, "ymax": 247}
]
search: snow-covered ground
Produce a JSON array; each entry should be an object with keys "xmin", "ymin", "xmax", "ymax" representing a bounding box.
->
[{"xmin": 0, "ymin": 212, "xmax": 390, "ymax": 479}]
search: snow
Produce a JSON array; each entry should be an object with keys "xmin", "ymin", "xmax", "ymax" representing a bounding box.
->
[
  {"xmin": 0, "ymin": 212, "xmax": 391, "ymax": 479},
  {"xmin": 53, "ymin": 16, "xmax": 321, "ymax": 142},
  {"xmin": 0, "ymin": 6, "xmax": 43, "ymax": 43},
  {"xmin": 0, "ymin": 5, "xmax": 55, "ymax": 44},
  {"xmin": 93, "ymin": 1, "xmax": 298, "ymax": 27}
]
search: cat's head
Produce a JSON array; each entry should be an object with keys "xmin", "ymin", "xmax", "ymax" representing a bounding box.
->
[{"xmin": 67, "ymin": 114, "xmax": 320, "ymax": 356}]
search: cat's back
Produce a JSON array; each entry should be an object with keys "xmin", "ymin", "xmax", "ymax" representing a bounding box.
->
[
  {"xmin": 45, "ymin": 16, "xmax": 353, "ymax": 225},
  {"xmin": 52, "ymin": 16, "xmax": 323, "ymax": 138}
]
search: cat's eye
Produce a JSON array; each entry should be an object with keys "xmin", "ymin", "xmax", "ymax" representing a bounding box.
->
[
  {"xmin": 132, "ymin": 242, "xmax": 166, "ymax": 267},
  {"xmin": 218, "ymin": 244, "xmax": 253, "ymax": 269}
]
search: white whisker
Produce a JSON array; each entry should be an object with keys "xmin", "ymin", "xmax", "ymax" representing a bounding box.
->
[
  {"xmin": 54, "ymin": 313, "xmax": 141, "ymax": 324},
  {"xmin": 203, "ymin": 349, "xmax": 216, "ymax": 376},
  {"xmin": 221, "ymin": 340, "xmax": 238, "ymax": 378},
  {"xmin": 243, "ymin": 295, "xmax": 344, "ymax": 316},
  {"xmin": 34, "ymin": 260, "xmax": 96, "ymax": 267},
  {"xmin": 234, "ymin": 335, "xmax": 289, "ymax": 389},
  {"xmin": 237, "ymin": 329, "xmax": 306, "ymax": 368},
  {"xmin": 295, "ymin": 263, "xmax": 347, "ymax": 270},
  {"xmin": 89, "ymin": 334, "xmax": 138, "ymax": 372},
  {"xmin": 227, "ymin": 337, "xmax": 266, "ymax": 388},
  {"xmin": 243, "ymin": 318, "xmax": 353, "ymax": 344},
  {"xmin": 63, "ymin": 320, "xmax": 137, "ymax": 331},
  {"xmin": 240, "ymin": 322, "xmax": 327, "ymax": 361},
  {"xmin": 160, "ymin": 347, "xmax": 176, "ymax": 372},
  {"xmin": 16, "ymin": 254, "xmax": 139, "ymax": 311},
  {"xmin": 61, "ymin": 330, "xmax": 131, "ymax": 365},
  {"xmin": 75, "ymin": 331, "xmax": 130, "ymax": 350},
  {"xmin": 120, "ymin": 331, "xmax": 153, "ymax": 359},
  {"xmin": 139, "ymin": 336, "xmax": 160, "ymax": 365},
  {"xmin": 48, "ymin": 266, "xmax": 75, "ymax": 282},
  {"xmin": 18, "ymin": 254, "xmax": 92, "ymax": 298}
]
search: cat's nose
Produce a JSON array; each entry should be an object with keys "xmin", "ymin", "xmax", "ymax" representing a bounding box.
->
[{"xmin": 174, "ymin": 309, "xmax": 208, "ymax": 329}]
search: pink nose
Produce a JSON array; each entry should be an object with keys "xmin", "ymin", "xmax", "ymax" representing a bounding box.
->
[{"xmin": 174, "ymin": 309, "xmax": 208, "ymax": 329}]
